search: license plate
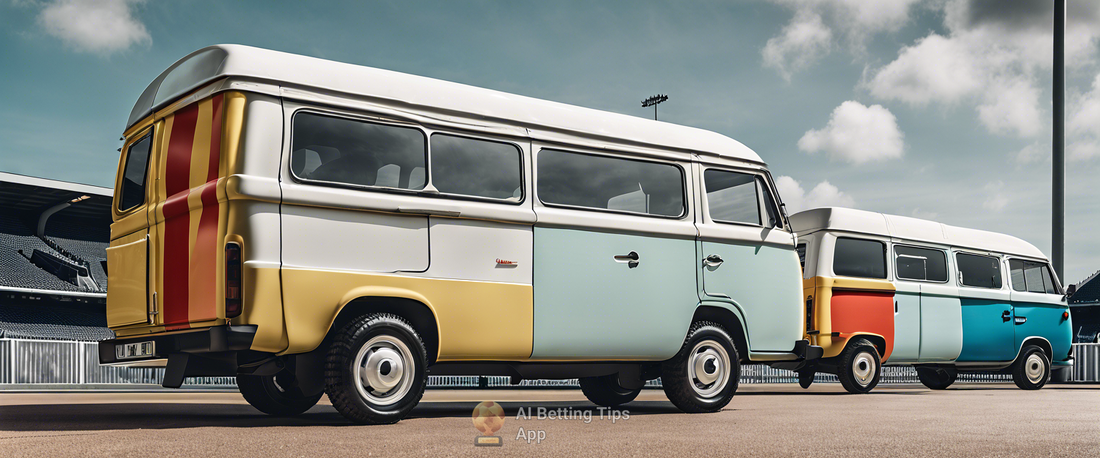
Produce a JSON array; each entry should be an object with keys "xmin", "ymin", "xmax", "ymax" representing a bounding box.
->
[{"xmin": 116, "ymin": 341, "xmax": 155, "ymax": 360}]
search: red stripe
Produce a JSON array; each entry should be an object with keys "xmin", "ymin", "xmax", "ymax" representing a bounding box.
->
[
  {"xmin": 191, "ymin": 94, "xmax": 224, "ymax": 322},
  {"xmin": 162, "ymin": 104, "xmax": 198, "ymax": 328}
]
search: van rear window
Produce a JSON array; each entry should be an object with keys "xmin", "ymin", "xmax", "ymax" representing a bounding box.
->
[
  {"xmin": 833, "ymin": 237, "xmax": 886, "ymax": 279},
  {"xmin": 291, "ymin": 113, "xmax": 427, "ymax": 190},
  {"xmin": 537, "ymin": 149, "xmax": 684, "ymax": 217},
  {"xmin": 1009, "ymin": 259, "xmax": 1059, "ymax": 294},
  {"xmin": 118, "ymin": 131, "xmax": 153, "ymax": 212},
  {"xmin": 956, "ymin": 253, "xmax": 1002, "ymax": 289}
]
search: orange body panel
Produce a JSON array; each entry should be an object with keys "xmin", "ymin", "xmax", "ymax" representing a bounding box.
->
[{"xmin": 830, "ymin": 290, "xmax": 894, "ymax": 361}]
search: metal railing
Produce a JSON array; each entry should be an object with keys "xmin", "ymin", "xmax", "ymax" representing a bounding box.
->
[{"xmin": 0, "ymin": 338, "xmax": 1097, "ymax": 388}]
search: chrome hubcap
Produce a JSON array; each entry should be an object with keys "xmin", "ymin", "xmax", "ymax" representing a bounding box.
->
[
  {"xmin": 689, "ymin": 339, "xmax": 731, "ymax": 398},
  {"xmin": 354, "ymin": 335, "xmax": 415, "ymax": 406},
  {"xmin": 852, "ymin": 351, "xmax": 877, "ymax": 387},
  {"xmin": 1025, "ymin": 353, "xmax": 1045, "ymax": 384}
]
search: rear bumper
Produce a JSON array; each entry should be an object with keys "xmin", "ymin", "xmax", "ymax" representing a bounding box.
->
[
  {"xmin": 98, "ymin": 325, "xmax": 257, "ymax": 365},
  {"xmin": 768, "ymin": 340, "xmax": 824, "ymax": 371}
]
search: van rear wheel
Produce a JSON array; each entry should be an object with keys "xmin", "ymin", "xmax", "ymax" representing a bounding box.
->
[
  {"xmin": 916, "ymin": 366, "xmax": 957, "ymax": 390},
  {"xmin": 1012, "ymin": 345, "xmax": 1050, "ymax": 390},
  {"xmin": 837, "ymin": 338, "xmax": 880, "ymax": 394},
  {"xmin": 237, "ymin": 371, "xmax": 323, "ymax": 416},
  {"xmin": 661, "ymin": 321, "xmax": 739, "ymax": 413},
  {"xmin": 579, "ymin": 374, "xmax": 641, "ymax": 407},
  {"xmin": 325, "ymin": 313, "xmax": 428, "ymax": 424}
]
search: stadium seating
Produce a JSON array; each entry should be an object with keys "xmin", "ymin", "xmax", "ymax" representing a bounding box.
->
[
  {"xmin": 0, "ymin": 300, "xmax": 112, "ymax": 341},
  {"xmin": 0, "ymin": 211, "xmax": 105, "ymax": 293}
]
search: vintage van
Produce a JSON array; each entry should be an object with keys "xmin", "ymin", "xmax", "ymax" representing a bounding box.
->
[
  {"xmin": 99, "ymin": 45, "xmax": 820, "ymax": 423},
  {"xmin": 790, "ymin": 207, "xmax": 1073, "ymax": 393}
]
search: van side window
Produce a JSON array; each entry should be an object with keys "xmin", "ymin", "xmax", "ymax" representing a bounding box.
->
[
  {"xmin": 759, "ymin": 178, "xmax": 782, "ymax": 229},
  {"xmin": 1009, "ymin": 260, "xmax": 1060, "ymax": 294},
  {"xmin": 704, "ymin": 169, "xmax": 760, "ymax": 225},
  {"xmin": 537, "ymin": 149, "xmax": 684, "ymax": 217},
  {"xmin": 290, "ymin": 113, "xmax": 427, "ymax": 190},
  {"xmin": 956, "ymin": 253, "xmax": 1002, "ymax": 289},
  {"xmin": 833, "ymin": 237, "xmax": 886, "ymax": 279},
  {"xmin": 430, "ymin": 134, "xmax": 522, "ymax": 201},
  {"xmin": 895, "ymin": 245, "xmax": 948, "ymax": 282},
  {"xmin": 796, "ymin": 243, "xmax": 807, "ymax": 271},
  {"xmin": 118, "ymin": 131, "xmax": 153, "ymax": 212}
]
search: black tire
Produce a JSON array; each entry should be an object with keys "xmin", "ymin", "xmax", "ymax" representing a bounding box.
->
[
  {"xmin": 798, "ymin": 370, "xmax": 814, "ymax": 389},
  {"xmin": 579, "ymin": 374, "xmax": 641, "ymax": 407},
  {"xmin": 1012, "ymin": 345, "xmax": 1050, "ymax": 390},
  {"xmin": 836, "ymin": 338, "xmax": 881, "ymax": 394},
  {"xmin": 324, "ymin": 313, "xmax": 428, "ymax": 424},
  {"xmin": 661, "ymin": 321, "xmax": 740, "ymax": 413},
  {"xmin": 916, "ymin": 366, "xmax": 957, "ymax": 390},
  {"xmin": 237, "ymin": 370, "xmax": 323, "ymax": 416}
]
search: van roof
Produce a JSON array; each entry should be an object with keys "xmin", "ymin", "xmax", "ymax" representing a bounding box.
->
[
  {"xmin": 126, "ymin": 44, "xmax": 764, "ymax": 164},
  {"xmin": 789, "ymin": 207, "xmax": 1047, "ymax": 260}
]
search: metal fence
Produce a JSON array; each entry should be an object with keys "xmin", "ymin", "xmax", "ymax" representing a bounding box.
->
[{"xmin": 0, "ymin": 338, "xmax": 1097, "ymax": 388}]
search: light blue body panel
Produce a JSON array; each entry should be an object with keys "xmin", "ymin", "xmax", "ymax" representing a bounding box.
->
[
  {"xmin": 699, "ymin": 240, "xmax": 803, "ymax": 352},
  {"xmin": 957, "ymin": 298, "xmax": 1016, "ymax": 362},
  {"xmin": 1013, "ymin": 302, "xmax": 1072, "ymax": 363},
  {"xmin": 890, "ymin": 290, "xmax": 921, "ymax": 362},
  {"xmin": 917, "ymin": 289, "xmax": 962, "ymax": 361},
  {"xmin": 531, "ymin": 227, "xmax": 697, "ymax": 359}
]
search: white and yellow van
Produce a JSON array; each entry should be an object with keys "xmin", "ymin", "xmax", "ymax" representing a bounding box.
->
[{"xmin": 99, "ymin": 45, "xmax": 819, "ymax": 423}]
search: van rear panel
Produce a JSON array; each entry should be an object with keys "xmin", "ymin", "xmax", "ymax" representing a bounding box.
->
[{"xmin": 108, "ymin": 92, "xmax": 234, "ymax": 335}]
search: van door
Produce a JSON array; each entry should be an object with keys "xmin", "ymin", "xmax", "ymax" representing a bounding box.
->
[
  {"xmin": 106, "ymin": 127, "xmax": 156, "ymax": 328},
  {"xmin": 891, "ymin": 281, "xmax": 921, "ymax": 362},
  {"xmin": 695, "ymin": 166, "xmax": 803, "ymax": 353},
  {"xmin": 530, "ymin": 147, "xmax": 697, "ymax": 360},
  {"xmin": 1008, "ymin": 259, "xmax": 1072, "ymax": 360},
  {"xmin": 955, "ymin": 252, "xmax": 1014, "ymax": 362}
]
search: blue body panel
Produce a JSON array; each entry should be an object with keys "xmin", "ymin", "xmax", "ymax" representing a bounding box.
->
[
  {"xmin": 1013, "ymin": 302, "xmax": 1073, "ymax": 363},
  {"xmin": 531, "ymin": 227, "xmax": 698, "ymax": 360},
  {"xmin": 957, "ymin": 298, "xmax": 1016, "ymax": 362}
]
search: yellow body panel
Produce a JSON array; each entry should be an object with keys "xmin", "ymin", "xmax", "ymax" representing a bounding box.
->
[
  {"xmin": 280, "ymin": 267, "xmax": 534, "ymax": 361},
  {"xmin": 105, "ymin": 232, "xmax": 149, "ymax": 327},
  {"xmin": 806, "ymin": 276, "xmax": 896, "ymax": 358}
]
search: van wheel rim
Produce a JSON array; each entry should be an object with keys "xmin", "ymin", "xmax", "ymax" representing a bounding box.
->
[
  {"xmin": 354, "ymin": 335, "xmax": 414, "ymax": 406},
  {"xmin": 852, "ymin": 351, "xmax": 876, "ymax": 386},
  {"xmin": 1025, "ymin": 353, "xmax": 1045, "ymax": 384},
  {"xmin": 689, "ymin": 339, "xmax": 730, "ymax": 398}
]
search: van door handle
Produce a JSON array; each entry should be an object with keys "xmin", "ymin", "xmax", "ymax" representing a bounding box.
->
[
  {"xmin": 614, "ymin": 251, "xmax": 640, "ymax": 268},
  {"xmin": 704, "ymin": 254, "xmax": 724, "ymax": 267},
  {"xmin": 1002, "ymin": 310, "xmax": 1011, "ymax": 322},
  {"xmin": 895, "ymin": 301, "xmax": 899, "ymax": 314},
  {"xmin": 1014, "ymin": 316, "xmax": 1027, "ymax": 325}
]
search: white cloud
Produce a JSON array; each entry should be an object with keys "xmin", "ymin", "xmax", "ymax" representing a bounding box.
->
[
  {"xmin": 763, "ymin": 0, "xmax": 921, "ymax": 80},
  {"xmin": 1014, "ymin": 142, "xmax": 1049, "ymax": 165},
  {"xmin": 36, "ymin": 0, "xmax": 150, "ymax": 55},
  {"xmin": 867, "ymin": 0, "xmax": 1100, "ymax": 139},
  {"xmin": 762, "ymin": 10, "xmax": 832, "ymax": 81},
  {"xmin": 982, "ymin": 181, "xmax": 1009, "ymax": 212},
  {"xmin": 797, "ymin": 101, "xmax": 904, "ymax": 164},
  {"xmin": 775, "ymin": 176, "xmax": 856, "ymax": 214}
]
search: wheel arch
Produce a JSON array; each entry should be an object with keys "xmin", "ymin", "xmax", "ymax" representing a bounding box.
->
[
  {"xmin": 329, "ymin": 293, "xmax": 441, "ymax": 364},
  {"xmin": 1015, "ymin": 336, "xmax": 1053, "ymax": 363},
  {"xmin": 691, "ymin": 304, "xmax": 749, "ymax": 361},
  {"xmin": 847, "ymin": 333, "xmax": 889, "ymax": 360}
]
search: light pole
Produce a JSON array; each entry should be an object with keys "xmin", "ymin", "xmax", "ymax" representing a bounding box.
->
[
  {"xmin": 1053, "ymin": 0, "xmax": 1065, "ymax": 280},
  {"xmin": 642, "ymin": 94, "xmax": 668, "ymax": 120}
]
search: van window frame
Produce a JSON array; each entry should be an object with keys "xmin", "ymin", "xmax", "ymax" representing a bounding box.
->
[
  {"xmin": 116, "ymin": 127, "xmax": 155, "ymax": 215},
  {"xmin": 535, "ymin": 147, "xmax": 688, "ymax": 220},
  {"xmin": 832, "ymin": 236, "xmax": 888, "ymax": 280},
  {"xmin": 701, "ymin": 167, "xmax": 779, "ymax": 229},
  {"xmin": 287, "ymin": 109, "xmax": 431, "ymax": 197},
  {"xmin": 954, "ymin": 251, "xmax": 1004, "ymax": 290},
  {"xmin": 893, "ymin": 243, "xmax": 949, "ymax": 284}
]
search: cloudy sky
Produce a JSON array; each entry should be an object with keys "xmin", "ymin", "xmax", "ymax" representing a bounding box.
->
[{"xmin": 1, "ymin": 0, "xmax": 1098, "ymax": 283}]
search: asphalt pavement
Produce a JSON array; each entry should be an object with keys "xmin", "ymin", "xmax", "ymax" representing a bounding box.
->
[{"xmin": 1, "ymin": 384, "xmax": 1098, "ymax": 457}]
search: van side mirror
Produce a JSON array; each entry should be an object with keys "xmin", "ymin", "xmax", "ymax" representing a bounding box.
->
[{"xmin": 1066, "ymin": 284, "xmax": 1077, "ymax": 298}]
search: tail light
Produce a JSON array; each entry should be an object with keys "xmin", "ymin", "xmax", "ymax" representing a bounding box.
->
[{"xmin": 225, "ymin": 243, "xmax": 242, "ymax": 318}]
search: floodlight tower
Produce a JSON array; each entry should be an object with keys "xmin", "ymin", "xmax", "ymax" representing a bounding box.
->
[
  {"xmin": 642, "ymin": 94, "xmax": 668, "ymax": 120},
  {"xmin": 1053, "ymin": 0, "xmax": 1065, "ymax": 280}
]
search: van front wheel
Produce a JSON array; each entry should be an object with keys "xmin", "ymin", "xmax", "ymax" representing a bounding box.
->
[
  {"xmin": 1012, "ymin": 345, "xmax": 1050, "ymax": 390},
  {"xmin": 579, "ymin": 374, "xmax": 641, "ymax": 407},
  {"xmin": 661, "ymin": 321, "xmax": 740, "ymax": 413},
  {"xmin": 325, "ymin": 313, "xmax": 428, "ymax": 424}
]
